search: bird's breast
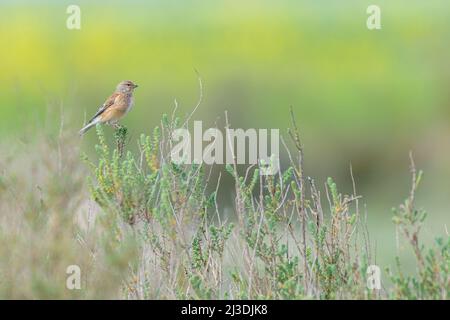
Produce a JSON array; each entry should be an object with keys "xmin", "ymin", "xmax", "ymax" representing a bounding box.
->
[
  {"xmin": 116, "ymin": 94, "xmax": 134, "ymax": 113},
  {"xmin": 127, "ymin": 96, "xmax": 134, "ymax": 113}
]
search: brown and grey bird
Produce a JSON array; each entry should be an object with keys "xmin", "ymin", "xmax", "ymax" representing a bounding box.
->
[{"xmin": 79, "ymin": 80, "xmax": 138, "ymax": 135}]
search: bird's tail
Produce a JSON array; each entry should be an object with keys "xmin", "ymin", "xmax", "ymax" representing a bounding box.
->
[{"xmin": 79, "ymin": 118, "xmax": 100, "ymax": 136}]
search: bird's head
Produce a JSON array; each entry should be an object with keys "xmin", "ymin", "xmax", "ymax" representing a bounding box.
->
[{"xmin": 116, "ymin": 80, "xmax": 138, "ymax": 93}]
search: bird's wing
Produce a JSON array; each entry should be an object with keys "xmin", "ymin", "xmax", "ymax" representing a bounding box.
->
[{"xmin": 88, "ymin": 92, "xmax": 120, "ymax": 123}]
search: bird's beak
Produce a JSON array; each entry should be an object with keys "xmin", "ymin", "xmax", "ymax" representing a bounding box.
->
[{"xmin": 134, "ymin": 84, "xmax": 139, "ymax": 88}]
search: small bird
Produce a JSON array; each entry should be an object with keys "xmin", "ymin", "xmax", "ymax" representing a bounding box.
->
[{"xmin": 79, "ymin": 80, "xmax": 138, "ymax": 135}]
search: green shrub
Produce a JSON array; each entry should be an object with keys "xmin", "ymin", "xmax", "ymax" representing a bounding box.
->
[{"xmin": 82, "ymin": 111, "xmax": 449, "ymax": 299}]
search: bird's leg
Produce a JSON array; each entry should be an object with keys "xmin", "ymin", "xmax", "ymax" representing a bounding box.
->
[{"xmin": 110, "ymin": 121, "xmax": 120, "ymax": 129}]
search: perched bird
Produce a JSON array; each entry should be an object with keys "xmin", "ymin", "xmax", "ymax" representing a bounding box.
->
[{"xmin": 79, "ymin": 80, "xmax": 138, "ymax": 135}]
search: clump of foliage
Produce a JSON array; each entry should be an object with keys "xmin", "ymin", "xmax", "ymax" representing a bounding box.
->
[
  {"xmin": 387, "ymin": 154, "xmax": 449, "ymax": 299},
  {"xmin": 0, "ymin": 127, "xmax": 139, "ymax": 299},
  {"xmin": 83, "ymin": 109, "xmax": 449, "ymax": 299},
  {"xmin": 84, "ymin": 116, "xmax": 233, "ymax": 299}
]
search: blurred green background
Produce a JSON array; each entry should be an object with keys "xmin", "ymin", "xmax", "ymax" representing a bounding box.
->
[{"xmin": 0, "ymin": 0, "xmax": 449, "ymax": 270}]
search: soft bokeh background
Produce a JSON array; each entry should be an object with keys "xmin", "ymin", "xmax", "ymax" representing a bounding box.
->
[{"xmin": 1, "ymin": 1, "xmax": 449, "ymax": 272}]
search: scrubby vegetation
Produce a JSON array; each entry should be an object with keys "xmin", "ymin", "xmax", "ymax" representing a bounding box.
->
[
  {"xmin": 82, "ymin": 110, "xmax": 448, "ymax": 299},
  {"xmin": 0, "ymin": 111, "xmax": 448, "ymax": 299}
]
